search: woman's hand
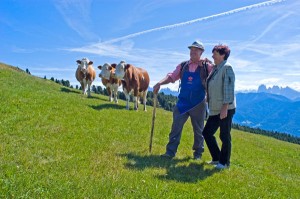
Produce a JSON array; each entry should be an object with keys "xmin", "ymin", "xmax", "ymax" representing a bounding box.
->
[{"xmin": 220, "ymin": 104, "xmax": 229, "ymax": 119}]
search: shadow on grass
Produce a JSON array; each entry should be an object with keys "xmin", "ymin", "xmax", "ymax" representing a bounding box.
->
[
  {"xmin": 90, "ymin": 103, "xmax": 125, "ymax": 110},
  {"xmin": 60, "ymin": 88, "xmax": 104, "ymax": 100},
  {"xmin": 119, "ymin": 152, "xmax": 219, "ymax": 183},
  {"xmin": 86, "ymin": 95, "xmax": 102, "ymax": 99},
  {"xmin": 60, "ymin": 87, "xmax": 81, "ymax": 94},
  {"xmin": 60, "ymin": 87, "xmax": 99, "ymax": 98}
]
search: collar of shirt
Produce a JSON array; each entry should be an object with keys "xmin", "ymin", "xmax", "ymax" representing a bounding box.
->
[
  {"xmin": 216, "ymin": 60, "xmax": 227, "ymax": 68},
  {"xmin": 188, "ymin": 59, "xmax": 201, "ymax": 72}
]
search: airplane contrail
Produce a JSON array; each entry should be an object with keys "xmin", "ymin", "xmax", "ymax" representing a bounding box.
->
[{"xmin": 103, "ymin": 0, "xmax": 286, "ymax": 44}]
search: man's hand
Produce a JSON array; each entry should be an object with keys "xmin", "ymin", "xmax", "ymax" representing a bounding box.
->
[
  {"xmin": 203, "ymin": 57, "xmax": 213, "ymax": 64},
  {"xmin": 153, "ymin": 83, "xmax": 161, "ymax": 94}
]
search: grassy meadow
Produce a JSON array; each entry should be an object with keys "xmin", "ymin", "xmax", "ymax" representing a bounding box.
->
[{"xmin": 0, "ymin": 63, "xmax": 300, "ymax": 198}]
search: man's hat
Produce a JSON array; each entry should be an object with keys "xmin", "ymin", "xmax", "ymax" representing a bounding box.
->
[{"xmin": 188, "ymin": 41, "xmax": 204, "ymax": 51}]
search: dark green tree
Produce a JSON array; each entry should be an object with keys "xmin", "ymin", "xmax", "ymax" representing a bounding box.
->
[{"xmin": 25, "ymin": 68, "xmax": 31, "ymax": 75}]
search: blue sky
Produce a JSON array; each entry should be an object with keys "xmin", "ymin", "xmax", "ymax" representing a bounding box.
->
[{"xmin": 1, "ymin": 0, "xmax": 300, "ymax": 92}]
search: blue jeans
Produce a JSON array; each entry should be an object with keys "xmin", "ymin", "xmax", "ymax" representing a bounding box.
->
[{"xmin": 165, "ymin": 100, "xmax": 206, "ymax": 157}]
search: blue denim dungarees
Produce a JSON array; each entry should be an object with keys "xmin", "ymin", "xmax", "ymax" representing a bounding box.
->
[{"xmin": 177, "ymin": 66, "xmax": 205, "ymax": 114}]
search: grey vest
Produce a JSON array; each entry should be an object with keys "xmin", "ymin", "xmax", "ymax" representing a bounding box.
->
[{"xmin": 207, "ymin": 62, "xmax": 236, "ymax": 116}]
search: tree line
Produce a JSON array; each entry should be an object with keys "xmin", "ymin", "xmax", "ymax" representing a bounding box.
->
[
  {"xmin": 45, "ymin": 75, "xmax": 300, "ymax": 145},
  {"xmin": 232, "ymin": 124, "xmax": 300, "ymax": 145}
]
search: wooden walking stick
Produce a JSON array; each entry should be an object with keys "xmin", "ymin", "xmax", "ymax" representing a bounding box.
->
[{"xmin": 149, "ymin": 93, "xmax": 157, "ymax": 153}]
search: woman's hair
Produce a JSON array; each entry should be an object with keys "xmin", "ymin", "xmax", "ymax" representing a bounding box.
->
[{"xmin": 212, "ymin": 44, "xmax": 231, "ymax": 60}]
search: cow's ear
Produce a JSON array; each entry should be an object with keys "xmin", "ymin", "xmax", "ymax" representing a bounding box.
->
[
  {"xmin": 111, "ymin": 63, "xmax": 117, "ymax": 68},
  {"xmin": 98, "ymin": 65, "xmax": 102, "ymax": 70},
  {"xmin": 76, "ymin": 60, "xmax": 81, "ymax": 64},
  {"xmin": 125, "ymin": 64, "xmax": 131, "ymax": 70},
  {"xmin": 89, "ymin": 61, "xmax": 93, "ymax": 65},
  {"xmin": 108, "ymin": 66, "xmax": 112, "ymax": 70}
]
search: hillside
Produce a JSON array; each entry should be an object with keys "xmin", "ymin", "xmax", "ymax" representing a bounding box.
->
[{"xmin": 1, "ymin": 63, "xmax": 300, "ymax": 198}]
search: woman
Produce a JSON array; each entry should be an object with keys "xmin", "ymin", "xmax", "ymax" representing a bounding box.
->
[{"xmin": 203, "ymin": 44, "xmax": 236, "ymax": 169}]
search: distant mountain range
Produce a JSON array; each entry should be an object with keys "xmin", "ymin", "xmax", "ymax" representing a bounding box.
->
[
  {"xmin": 235, "ymin": 85, "xmax": 300, "ymax": 137},
  {"xmin": 234, "ymin": 92, "xmax": 300, "ymax": 137},
  {"xmin": 150, "ymin": 85, "xmax": 300, "ymax": 137},
  {"xmin": 148, "ymin": 87, "xmax": 179, "ymax": 96},
  {"xmin": 257, "ymin": 84, "xmax": 300, "ymax": 101}
]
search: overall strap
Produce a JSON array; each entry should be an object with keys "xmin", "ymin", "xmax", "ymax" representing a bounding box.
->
[
  {"xmin": 202, "ymin": 61, "xmax": 208, "ymax": 77},
  {"xmin": 178, "ymin": 61, "xmax": 189, "ymax": 92},
  {"xmin": 180, "ymin": 61, "xmax": 189, "ymax": 80},
  {"xmin": 200, "ymin": 61, "xmax": 209, "ymax": 89}
]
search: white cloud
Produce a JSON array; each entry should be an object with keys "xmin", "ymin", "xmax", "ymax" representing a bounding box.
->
[
  {"xmin": 230, "ymin": 57, "xmax": 252, "ymax": 69},
  {"xmin": 252, "ymin": 12, "xmax": 293, "ymax": 43},
  {"xmin": 30, "ymin": 67, "xmax": 74, "ymax": 72},
  {"xmin": 11, "ymin": 46, "xmax": 59, "ymax": 54},
  {"xmin": 258, "ymin": 78, "xmax": 281, "ymax": 85},
  {"xmin": 54, "ymin": 0, "xmax": 96, "ymax": 40},
  {"xmin": 100, "ymin": 0, "xmax": 285, "ymax": 44},
  {"xmin": 11, "ymin": 46, "xmax": 34, "ymax": 53}
]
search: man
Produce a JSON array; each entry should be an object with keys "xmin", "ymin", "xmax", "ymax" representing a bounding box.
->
[
  {"xmin": 203, "ymin": 44, "xmax": 236, "ymax": 169},
  {"xmin": 153, "ymin": 40, "xmax": 212, "ymax": 159}
]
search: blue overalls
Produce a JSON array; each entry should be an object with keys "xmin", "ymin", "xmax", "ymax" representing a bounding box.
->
[
  {"xmin": 177, "ymin": 66, "xmax": 205, "ymax": 114},
  {"xmin": 165, "ymin": 66, "xmax": 206, "ymax": 157}
]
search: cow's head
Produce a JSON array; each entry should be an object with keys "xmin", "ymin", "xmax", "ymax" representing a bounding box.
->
[
  {"xmin": 114, "ymin": 61, "xmax": 129, "ymax": 79},
  {"xmin": 98, "ymin": 63, "xmax": 115, "ymax": 80},
  {"xmin": 76, "ymin": 58, "xmax": 93, "ymax": 74}
]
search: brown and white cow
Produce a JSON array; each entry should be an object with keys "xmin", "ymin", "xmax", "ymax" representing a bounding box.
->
[
  {"xmin": 75, "ymin": 58, "xmax": 96, "ymax": 97},
  {"xmin": 114, "ymin": 61, "xmax": 150, "ymax": 111},
  {"xmin": 98, "ymin": 63, "xmax": 122, "ymax": 103}
]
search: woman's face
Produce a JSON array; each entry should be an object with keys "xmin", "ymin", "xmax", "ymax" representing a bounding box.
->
[{"xmin": 212, "ymin": 50, "xmax": 225, "ymax": 65}]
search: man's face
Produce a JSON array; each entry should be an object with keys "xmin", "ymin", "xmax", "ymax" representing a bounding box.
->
[{"xmin": 190, "ymin": 47, "xmax": 203, "ymax": 60}]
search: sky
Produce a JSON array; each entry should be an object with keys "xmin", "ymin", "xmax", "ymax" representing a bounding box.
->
[{"xmin": 1, "ymin": 0, "xmax": 300, "ymax": 92}]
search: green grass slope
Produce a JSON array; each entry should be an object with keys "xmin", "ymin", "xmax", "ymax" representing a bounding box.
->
[{"xmin": 1, "ymin": 63, "xmax": 299, "ymax": 198}]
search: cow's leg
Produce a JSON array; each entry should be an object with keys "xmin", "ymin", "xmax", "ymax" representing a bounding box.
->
[
  {"xmin": 133, "ymin": 89, "xmax": 139, "ymax": 110},
  {"xmin": 143, "ymin": 90, "xmax": 148, "ymax": 111},
  {"xmin": 87, "ymin": 81, "xmax": 92, "ymax": 97},
  {"xmin": 123, "ymin": 89, "xmax": 130, "ymax": 110},
  {"xmin": 107, "ymin": 86, "xmax": 112, "ymax": 102},
  {"xmin": 113, "ymin": 84, "xmax": 118, "ymax": 103},
  {"xmin": 80, "ymin": 81, "xmax": 86, "ymax": 95},
  {"xmin": 126, "ymin": 94, "xmax": 130, "ymax": 110},
  {"xmin": 80, "ymin": 82, "xmax": 84, "ymax": 94},
  {"xmin": 82, "ymin": 79, "xmax": 87, "ymax": 95},
  {"xmin": 133, "ymin": 96, "xmax": 138, "ymax": 110},
  {"xmin": 114, "ymin": 91, "xmax": 118, "ymax": 103}
]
